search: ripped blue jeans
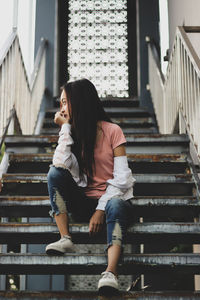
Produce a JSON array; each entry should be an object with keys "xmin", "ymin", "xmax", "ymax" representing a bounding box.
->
[{"xmin": 47, "ymin": 165, "xmax": 131, "ymax": 249}]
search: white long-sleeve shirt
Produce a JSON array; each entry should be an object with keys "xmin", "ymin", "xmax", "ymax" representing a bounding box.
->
[{"xmin": 52, "ymin": 123, "xmax": 135, "ymax": 210}]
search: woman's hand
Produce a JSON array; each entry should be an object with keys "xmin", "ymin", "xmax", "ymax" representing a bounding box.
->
[
  {"xmin": 89, "ymin": 210, "xmax": 105, "ymax": 234},
  {"xmin": 54, "ymin": 112, "xmax": 69, "ymax": 127}
]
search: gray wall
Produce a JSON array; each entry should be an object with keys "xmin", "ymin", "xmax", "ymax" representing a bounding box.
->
[
  {"xmin": 137, "ymin": 0, "xmax": 160, "ymax": 113},
  {"xmin": 34, "ymin": 0, "xmax": 57, "ymax": 99},
  {"xmin": 168, "ymin": 0, "xmax": 200, "ymax": 52}
]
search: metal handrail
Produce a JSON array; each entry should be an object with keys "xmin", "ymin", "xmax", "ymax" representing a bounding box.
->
[
  {"xmin": 29, "ymin": 38, "xmax": 47, "ymax": 90},
  {"xmin": 0, "ymin": 30, "xmax": 48, "ymax": 138},
  {"xmin": 147, "ymin": 26, "xmax": 200, "ymax": 159},
  {"xmin": 0, "ymin": 30, "xmax": 17, "ymax": 66}
]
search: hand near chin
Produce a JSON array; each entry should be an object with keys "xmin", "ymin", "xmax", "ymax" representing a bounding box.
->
[{"xmin": 54, "ymin": 112, "xmax": 69, "ymax": 126}]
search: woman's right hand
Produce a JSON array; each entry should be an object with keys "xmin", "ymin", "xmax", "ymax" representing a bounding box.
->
[{"xmin": 54, "ymin": 112, "xmax": 69, "ymax": 127}]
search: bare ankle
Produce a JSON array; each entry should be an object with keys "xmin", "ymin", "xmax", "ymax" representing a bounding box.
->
[{"xmin": 105, "ymin": 269, "xmax": 118, "ymax": 277}]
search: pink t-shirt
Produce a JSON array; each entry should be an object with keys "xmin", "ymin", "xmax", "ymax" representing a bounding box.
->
[{"xmin": 84, "ymin": 121, "xmax": 126, "ymax": 199}]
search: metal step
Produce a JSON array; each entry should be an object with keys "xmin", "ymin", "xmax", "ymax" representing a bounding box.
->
[
  {"xmin": 106, "ymin": 107, "xmax": 152, "ymax": 118},
  {"xmin": 6, "ymin": 153, "xmax": 189, "ymax": 174},
  {"xmin": 53, "ymin": 97, "xmax": 140, "ymax": 108},
  {"xmin": 40, "ymin": 127, "xmax": 158, "ymax": 135},
  {"xmin": 4, "ymin": 134, "xmax": 189, "ymax": 146},
  {"xmin": 4, "ymin": 135, "xmax": 58, "ymax": 148},
  {"xmin": 1, "ymin": 222, "xmax": 200, "ymax": 244},
  {"xmin": 122, "ymin": 127, "xmax": 158, "ymax": 134},
  {"xmin": 101, "ymin": 97, "xmax": 140, "ymax": 107},
  {"xmin": 1, "ymin": 290, "xmax": 200, "ymax": 300},
  {"xmin": 1, "ymin": 253, "xmax": 200, "ymax": 274},
  {"xmin": 42, "ymin": 117, "xmax": 156, "ymax": 129},
  {"xmin": 0, "ymin": 196, "xmax": 199, "ymax": 218},
  {"xmin": 45, "ymin": 107, "xmax": 152, "ymax": 119},
  {"xmin": 126, "ymin": 134, "xmax": 189, "ymax": 154},
  {"xmin": 0, "ymin": 195, "xmax": 197, "ymax": 219},
  {"xmin": 112, "ymin": 117, "xmax": 156, "ymax": 128},
  {"xmin": 1, "ymin": 173, "xmax": 194, "ymax": 196},
  {"xmin": 4, "ymin": 134, "xmax": 189, "ymax": 155},
  {"xmin": 1, "ymin": 173, "xmax": 193, "ymax": 183}
]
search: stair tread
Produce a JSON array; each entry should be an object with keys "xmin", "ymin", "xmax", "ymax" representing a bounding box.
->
[
  {"xmin": 4, "ymin": 134, "xmax": 189, "ymax": 144},
  {"xmin": 126, "ymin": 134, "xmax": 189, "ymax": 143},
  {"xmin": 43, "ymin": 118, "xmax": 155, "ymax": 128},
  {"xmin": 2, "ymin": 173, "xmax": 193, "ymax": 183},
  {"xmin": 1, "ymin": 222, "xmax": 200, "ymax": 234},
  {"xmin": 5, "ymin": 133, "xmax": 189, "ymax": 139},
  {"xmin": 0, "ymin": 196, "xmax": 198, "ymax": 206},
  {"xmin": 1, "ymin": 253, "xmax": 200, "ymax": 271},
  {"xmin": 8, "ymin": 153, "xmax": 188, "ymax": 163},
  {"xmin": 41, "ymin": 128, "xmax": 158, "ymax": 134},
  {"xmin": 46, "ymin": 107, "xmax": 150, "ymax": 113},
  {"xmin": 1, "ymin": 290, "xmax": 200, "ymax": 299},
  {"xmin": 101, "ymin": 97, "xmax": 139, "ymax": 101}
]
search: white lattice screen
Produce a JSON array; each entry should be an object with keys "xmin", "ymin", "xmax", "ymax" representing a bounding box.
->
[{"xmin": 68, "ymin": 0, "xmax": 128, "ymax": 97}]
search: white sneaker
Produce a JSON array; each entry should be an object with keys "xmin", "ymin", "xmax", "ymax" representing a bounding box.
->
[
  {"xmin": 45, "ymin": 235, "xmax": 75, "ymax": 255},
  {"xmin": 98, "ymin": 271, "xmax": 119, "ymax": 295}
]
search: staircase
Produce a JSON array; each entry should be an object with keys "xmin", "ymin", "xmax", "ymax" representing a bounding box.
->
[{"xmin": 1, "ymin": 97, "xmax": 200, "ymax": 299}]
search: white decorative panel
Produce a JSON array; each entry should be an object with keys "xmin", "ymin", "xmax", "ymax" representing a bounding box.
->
[{"xmin": 68, "ymin": 0, "xmax": 128, "ymax": 97}]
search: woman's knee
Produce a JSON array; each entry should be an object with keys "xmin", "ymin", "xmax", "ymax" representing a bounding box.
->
[
  {"xmin": 47, "ymin": 166, "xmax": 63, "ymax": 183},
  {"xmin": 47, "ymin": 166, "xmax": 74, "ymax": 187},
  {"xmin": 105, "ymin": 198, "xmax": 125, "ymax": 214}
]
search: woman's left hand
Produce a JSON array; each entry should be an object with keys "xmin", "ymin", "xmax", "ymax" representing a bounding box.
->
[
  {"xmin": 54, "ymin": 112, "xmax": 69, "ymax": 127},
  {"xmin": 89, "ymin": 210, "xmax": 105, "ymax": 234}
]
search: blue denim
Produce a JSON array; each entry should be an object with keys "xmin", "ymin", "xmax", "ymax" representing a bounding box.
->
[
  {"xmin": 105, "ymin": 198, "xmax": 131, "ymax": 250},
  {"xmin": 47, "ymin": 165, "xmax": 131, "ymax": 249}
]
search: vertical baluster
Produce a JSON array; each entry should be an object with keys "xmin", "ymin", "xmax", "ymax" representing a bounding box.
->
[
  {"xmin": 15, "ymin": 41, "xmax": 20, "ymax": 126},
  {"xmin": 172, "ymin": 52, "xmax": 175, "ymax": 132},
  {"xmin": 189, "ymin": 61, "xmax": 194, "ymax": 139},
  {"xmin": 0, "ymin": 68, "xmax": 2, "ymax": 136},
  {"xmin": 1, "ymin": 63, "xmax": 5, "ymax": 137},
  {"xmin": 183, "ymin": 49, "xmax": 187, "ymax": 126},
  {"xmin": 196, "ymin": 77, "xmax": 200, "ymax": 157},
  {"xmin": 179, "ymin": 41, "xmax": 183, "ymax": 133},
  {"xmin": 193, "ymin": 69, "xmax": 198, "ymax": 150},
  {"xmin": 5, "ymin": 57, "xmax": 9, "ymax": 133},
  {"xmin": 185, "ymin": 53, "xmax": 190, "ymax": 131}
]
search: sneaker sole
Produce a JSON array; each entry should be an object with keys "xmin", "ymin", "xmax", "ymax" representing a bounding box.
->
[
  {"xmin": 46, "ymin": 248, "xmax": 65, "ymax": 256},
  {"xmin": 46, "ymin": 246, "xmax": 75, "ymax": 255},
  {"xmin": 98, "ymin": 286, "xmax": 119, "ymax": 296}
]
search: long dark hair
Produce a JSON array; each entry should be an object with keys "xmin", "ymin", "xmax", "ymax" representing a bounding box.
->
[{"xmin": 61, "ymin": 79, "xmax": 111, "ymax": 183}]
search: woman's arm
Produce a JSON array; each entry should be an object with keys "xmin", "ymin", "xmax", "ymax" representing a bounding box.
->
[
  {"xmin": 53, "ymin": 112, "xmax": 87, "ymax": 187},
  {"xmin": 95, "ymin": 145, "xmax": 135, "ymax": 211},
  {"xmin": 89, "ymin": 145, "xmax": 135, "ymax": 233}
]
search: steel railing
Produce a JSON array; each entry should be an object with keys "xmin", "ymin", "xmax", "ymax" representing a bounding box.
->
[
  {"xmin": 147, "ymin": 26, "xmax": 200, "ymax": 158},
  {"xmin": 0, "ymin": 30, "xmax": 47, "ymax": 139}
]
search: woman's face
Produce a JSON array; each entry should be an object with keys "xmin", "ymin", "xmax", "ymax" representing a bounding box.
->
[{"xmin": 60, "ymin": 89, "xmax": 70, "ymax": 119}]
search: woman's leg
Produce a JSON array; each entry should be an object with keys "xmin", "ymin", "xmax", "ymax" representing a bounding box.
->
[
  {"xmin": 47, "ymin": 165, "xmax": 97, "ymax": 238},
  {"xmin": 106, "ymin": 245, "xmax": 121, "ymax": 275},
  {"xmin": 105, "ymin": 198, "xmax": 131, "ymax": 275},
  {"xmin": 54, "ymin": 213, "xmax": 70, "ymax": 238},
  {"xmin": 98, "ymin": 198, "xmax": 130, "ymax": 293},
  {"xmin": 46, "ymin": 166, "xmax": 95, "ymax": 254},
  {"xmin": 47, "ymin": 166, "xmax": 72, "ymax": 238}
]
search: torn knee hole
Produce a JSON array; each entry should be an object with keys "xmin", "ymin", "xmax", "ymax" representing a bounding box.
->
[
  {"xmin": 53, "ymin": 189, "xmax": 67, "ymax": 213},
  {"xmin": 112, "ymin": 221, "xmax": 122, "ymax": 247}
]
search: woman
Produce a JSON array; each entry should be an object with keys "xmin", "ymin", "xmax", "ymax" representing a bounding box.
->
[{"xmin": 46, "ymin": 79, "xmax": 135, "ymax": 294}]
